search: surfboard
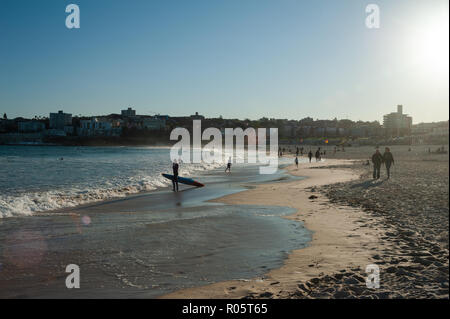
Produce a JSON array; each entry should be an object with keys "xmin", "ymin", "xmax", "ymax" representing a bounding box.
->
[{"xmin": 162, "ymin": 173, "xmax": 204, "ymax": 188}]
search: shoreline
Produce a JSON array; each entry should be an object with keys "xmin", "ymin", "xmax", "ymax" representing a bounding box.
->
[{"xmin": 161, "ymin": 159, "xmax": 383, "ymax": 299}]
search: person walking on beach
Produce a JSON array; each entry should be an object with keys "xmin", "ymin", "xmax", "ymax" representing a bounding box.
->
[
  {"xmin": 315, "ymin": 148, "xmax": 321, "ymax": 162},
  {"xmin": 225, "ymin": 156, "xmax": 232, "ymax": 173},
  {"xmin": 295, "ymin": 156, "xmax": 299, "ymax": 168},
  {"xmin": 371, "ymin": 149, "xmax": 383, "ymax": 180},
  {"xmin": 383, "ymin": 147, "xmax": 394, "ymax": 179},
  {"xmin": 308, "ymin": 150, "xmax": 313, "ymax": 163},
  {"xmin": 172, "ymin": 160, "xmax": 179, "ymax": 192}
]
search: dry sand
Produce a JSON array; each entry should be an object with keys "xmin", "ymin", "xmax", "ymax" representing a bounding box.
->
[
  {"xmin": 162, "ymin": 159, "xmax": 386, "ymax": 299},
  {"xmin": 320, "ymin": 145, "xmax": 449, "ymax": 298}
]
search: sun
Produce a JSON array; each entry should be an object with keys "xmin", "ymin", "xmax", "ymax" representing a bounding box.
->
[{"xmin": 408, "ymin": 10, "xmax": 449, "ymax": 79}]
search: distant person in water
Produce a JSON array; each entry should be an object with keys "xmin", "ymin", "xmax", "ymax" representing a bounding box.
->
[
  {"xmin": 172, "ymin": 160, "xmax": 179, "ymax": 192},
  {"xmin": 308, "ymin": 150, "xmax": 313, "ymax": 163},
  {"xmin": 225, "ymin": 157, "xmax": 232, "ymax": 173},
  {"xmin": 315, "ymin": 148, "xmax": 321, "ymax": 162},
  {"xmin": 295, "ymin": 156, "xmax": 299, "ymax": 168},
  {"xmin": 383, "ymin": 147, "xmax": 394, "ymax": 179},
  {"xmin": 371, "ymin": 149, "xmax": 383, "ymax": 180}
]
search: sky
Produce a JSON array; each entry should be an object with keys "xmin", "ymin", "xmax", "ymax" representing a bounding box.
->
[{"xmin": 1, "ymin": 0, "xmax": 448, "ymax": 124}]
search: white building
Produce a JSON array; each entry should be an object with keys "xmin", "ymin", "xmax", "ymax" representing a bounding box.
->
[{"xmin": 78, "ymin": 118, "xmax": 121, "ymax": 137}]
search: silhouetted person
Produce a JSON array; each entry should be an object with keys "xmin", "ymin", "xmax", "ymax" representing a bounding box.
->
[
  {"xmin": 371, "ymin": 149, "xmax": 383, "ymax": 179},
  {"xmin": 295, "ymin": 156, "xmax": 299, "ymax": 168},
  {"xmin": 383, "ymin": 147, "xmax": 394, "ymax": 179},
  {"xmin": 225, "ymin": 156, "xmax": 232, "ymax": 173},
  {"xmin": 172, "ymin": 161, "xmax": 179, "ymax": 192},
  {"xmin": 308, "ymin": 150, "xmax": 313, "ymax": 163},
  {"xmin": 315, "ymin": 148, "xmax": 321, "ymax": 162}
]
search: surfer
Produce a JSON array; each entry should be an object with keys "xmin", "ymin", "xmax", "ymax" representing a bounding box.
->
[
  {"xmin": 225, "ymin": 157, "xmax": 232, "ymax": 173},
  {"xmin": 172, "ymin": 160, "xmax": 179, "ymax": 192}
]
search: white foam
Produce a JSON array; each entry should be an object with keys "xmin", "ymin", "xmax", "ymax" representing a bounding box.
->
[{"xmin": 0, "ymin": 160, "xmax": 224, "ymax": 218}]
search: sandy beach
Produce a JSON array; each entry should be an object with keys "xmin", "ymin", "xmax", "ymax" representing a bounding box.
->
[
  {"xmin": 1, "ymin": 145, "xmax": 448, "ymax": 299},
  {"xmin": 163, "ymin": 146, "xmax": 449, "ymax": 299}
]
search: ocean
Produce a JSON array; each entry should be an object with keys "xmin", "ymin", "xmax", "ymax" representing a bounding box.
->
[{"xmin": 0, "ymin": 146, "xmax": 224, "ymax": 218}]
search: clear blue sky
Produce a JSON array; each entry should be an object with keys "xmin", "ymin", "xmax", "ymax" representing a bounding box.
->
[{"xmin": 1, "ymin": 0, "xmax": 448, "ymax": 123}]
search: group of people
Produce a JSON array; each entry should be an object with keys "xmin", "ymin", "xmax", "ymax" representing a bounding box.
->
[
  {"xmin": 371, "ymin": 147, "xmax": 395, "ymax": 179},
  {"xmin": 293, "ymin": 147, "xmax": 324, "ymax": 168},
  {"xmin": 171, "ymin": 146, "xmax": 396, "ymax": 192}
]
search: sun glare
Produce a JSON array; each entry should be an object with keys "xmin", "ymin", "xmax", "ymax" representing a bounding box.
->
[{"xmin": 408, "ymin": 10, "xmax": 449, "ymax": 79}]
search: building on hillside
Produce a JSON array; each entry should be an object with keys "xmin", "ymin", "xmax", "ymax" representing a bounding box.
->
[
  {"xmin": 431, "ymin": 125, "xmax": 449, "ymax": 136},
  {"xmin": 142, "ymin": 116, "xmax": 166, "ymax": 130},
  {"xmin": 412, "ymin": 121, "xmax": 449, "ymax": 136},
  {"xmin": 121, "ymin": 107, "xmax": 136, "ymax": 117},
  {"xmin": 383, "ymin": 105, "xmax": 413, "ymax": 136},
  {"xmin": 282, "ymin": 124, "xmax": 297, "ymax": 138},
  {"xmin": 18, "ymin": 121, "xmax": 46, "ymax": 133},
  {"xmin": 50, "ymin": 110, "xmax": 72, "ymax": 130},
  {"xmin": 78, "ymin": 118, "xmax": 121, "ymax": 137}
]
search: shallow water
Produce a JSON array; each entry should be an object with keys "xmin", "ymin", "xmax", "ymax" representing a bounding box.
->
[{"xmin": 0, "ymin": 154, "xmax": 310, "ymax": 298}]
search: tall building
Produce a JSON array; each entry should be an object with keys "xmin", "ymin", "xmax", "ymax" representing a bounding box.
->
[
  {"xmin": 121, "ymin": 107, "xmax": 136, "ymax": 117},
  {"xmin": 49, "ymin": 110, "xmax": 72, "ymax": 130},
  {"xmin": 383, "ymin": 105, "xmax": 412, "ymax": 136}
]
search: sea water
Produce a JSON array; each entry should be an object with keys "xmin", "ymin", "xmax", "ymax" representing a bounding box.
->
[{"xmin": 0, "ymin": 146, "xmax": 224, "ymax": 218}]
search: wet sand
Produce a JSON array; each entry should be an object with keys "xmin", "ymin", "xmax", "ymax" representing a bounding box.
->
[{"xmin": 163, "ymin": 159, "xmax": 384, "ymax": 298}]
